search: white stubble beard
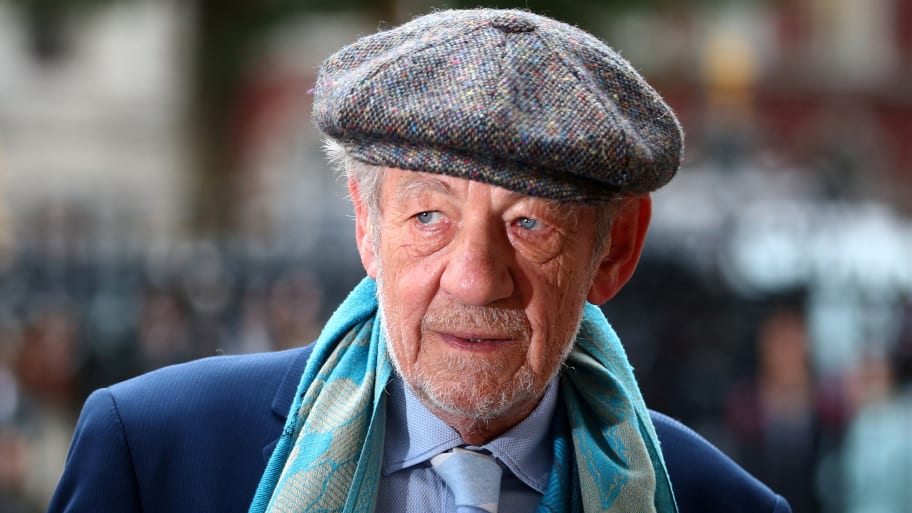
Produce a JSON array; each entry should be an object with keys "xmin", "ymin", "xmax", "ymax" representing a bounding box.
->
[{"xmin": 375, "ymin": 271, "xmax": 579, "ymax": 422}]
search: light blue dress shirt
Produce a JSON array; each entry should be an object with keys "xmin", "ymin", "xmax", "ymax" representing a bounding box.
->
[{"xmin": 376, "ymin": 375, "xmax": 558, "ymax": 513}]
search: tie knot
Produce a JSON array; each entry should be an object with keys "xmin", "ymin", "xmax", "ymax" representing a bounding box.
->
[{"xmin": 430, "ymin": 448, "xmax": 503, "ymax": 513}]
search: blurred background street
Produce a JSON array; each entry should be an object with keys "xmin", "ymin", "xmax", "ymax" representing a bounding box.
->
[{"xmin": 0, "ymin": 0, "xmax": 911, "ymax": 511}]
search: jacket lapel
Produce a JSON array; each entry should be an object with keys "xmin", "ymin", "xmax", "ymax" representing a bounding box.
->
[{"xmin": 262, "ymin": 343, "xmax": 315, "ymax": 462}]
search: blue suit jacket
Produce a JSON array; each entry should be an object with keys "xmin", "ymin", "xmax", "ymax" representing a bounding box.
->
[{"xmin": 48, "ymin": 346, "xmax": 791, "ymax": 513}]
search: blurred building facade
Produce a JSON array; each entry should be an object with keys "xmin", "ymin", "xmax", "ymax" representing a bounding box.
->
[{"xmin": 0, "ymin": 1, "xmax": 193, "ymax": 247}]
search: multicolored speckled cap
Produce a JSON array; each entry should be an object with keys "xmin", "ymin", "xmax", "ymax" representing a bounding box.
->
[{"xmin": 312, "ymin": 8, "xmax": 684, "ymax": 203}]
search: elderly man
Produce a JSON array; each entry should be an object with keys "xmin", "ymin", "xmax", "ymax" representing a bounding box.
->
[{"xmin": 49, "ymin": 8, "xmax": 790, "ymax": 513}]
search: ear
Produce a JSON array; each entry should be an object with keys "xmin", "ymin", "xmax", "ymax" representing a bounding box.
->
[
  {"xmin": 349, "ymin": 177, "xmax": 379, "ymax": 279},
  {"xmin": 587, "ymin": 194, "xmax": 652, "ymax": 305}
]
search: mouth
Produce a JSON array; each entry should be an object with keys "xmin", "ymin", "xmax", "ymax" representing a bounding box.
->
[{"xmin": 437, "ymin": 332, "xmax": 515, "ymax": 351}]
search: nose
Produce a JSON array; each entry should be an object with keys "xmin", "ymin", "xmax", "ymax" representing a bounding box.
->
[{"xmin": 439, "ymin": 219, "xmax": 515, "ymax": 306}]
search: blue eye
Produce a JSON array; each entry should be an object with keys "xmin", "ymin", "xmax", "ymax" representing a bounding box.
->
[
  {"xmin": 416, "ymin": 211, "xmax": 443, "ymax": 225},
  {"xmin": 517, "ymin": 217, "xmax": 540, "ymax": 230}
]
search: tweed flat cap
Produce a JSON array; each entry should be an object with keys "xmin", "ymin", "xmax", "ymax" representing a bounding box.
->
[{"xmin": 313, "ymin": 8, "xmax": 684, "ymax": 202}]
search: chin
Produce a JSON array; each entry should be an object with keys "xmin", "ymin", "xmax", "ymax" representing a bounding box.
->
[{"xmin": 420, "ymin": 370, "xmax": 537, "ymax": 421}]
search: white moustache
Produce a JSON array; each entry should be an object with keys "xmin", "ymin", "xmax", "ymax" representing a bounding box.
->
[{"xmin": 420, "ymin": 304, "xmax": 531, "ymax": 339}]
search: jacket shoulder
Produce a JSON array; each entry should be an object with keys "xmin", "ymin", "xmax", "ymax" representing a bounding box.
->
[
  {"xmin": 650, "ymin": 410, "xmax": 792, "ymax": 513},
  {"xmin": 107, "ymin": 346, "xmax": 313, "ymax": 452},
  {"xmin": 48, "ymin": 346, "xmax": 312, "ymax": 513}
]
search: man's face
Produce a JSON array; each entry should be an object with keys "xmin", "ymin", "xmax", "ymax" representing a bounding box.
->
[{"xmin": 359, "ymin": 167, "xmax": 609, "ymax": 426}]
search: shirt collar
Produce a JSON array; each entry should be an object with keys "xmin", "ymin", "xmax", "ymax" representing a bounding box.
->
[{"xmin": 382, "ymin": 374, "xmax": 558, "ymax": 494}]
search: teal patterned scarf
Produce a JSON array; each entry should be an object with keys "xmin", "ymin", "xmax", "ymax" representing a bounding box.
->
[{"xmin": 249, "ymin": 278, "xmax": 678, "ymax": 513}]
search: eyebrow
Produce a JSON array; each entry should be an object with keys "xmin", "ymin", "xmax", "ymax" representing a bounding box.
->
[
  {"xmin": 391, "ymin": 173, "xmax": 581, "ymax": 224},
  {"xmin": 393, "ymin": 174, "xmax": 453, "ymax": 201}
]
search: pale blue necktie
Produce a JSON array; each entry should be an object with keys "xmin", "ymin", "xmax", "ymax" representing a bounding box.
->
[{"xmin": 430, "ymin": 447, "xmax": 503, "ymax": 513}]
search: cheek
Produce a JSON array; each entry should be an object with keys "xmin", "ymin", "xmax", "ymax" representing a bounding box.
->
[
  {"xmin": 377, "ymin": 249, "xmax": 440, "ymax": 361},
  {"xmin": 523, "ymin": 260, "xmax": 595, "ymax": 368}
]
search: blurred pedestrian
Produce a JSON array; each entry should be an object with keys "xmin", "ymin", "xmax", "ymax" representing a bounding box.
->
[
  {"xmin": 726, "ymin": 307, "xmax": 823, "ymax": 513},
  {"xmin": 841, "ymin": 305, "xmax": 912, "ymax": 513}
]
